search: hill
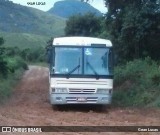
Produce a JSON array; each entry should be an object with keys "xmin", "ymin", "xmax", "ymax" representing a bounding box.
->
[
  {"xmin": 0, "ymin": 0, "xmax": 66, "ymax": 36},
  {"xmin": 0, "ymin": 32, "xmax": 49, "ymax": 49},
  {"xmin": 48, "ymin": 0, "xmax": 102, "ymax": 18}
]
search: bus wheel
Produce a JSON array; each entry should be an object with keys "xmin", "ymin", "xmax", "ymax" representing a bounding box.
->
[{"xmin": 52, "ymin": 105, "xmax": 59, "ymax": 110}]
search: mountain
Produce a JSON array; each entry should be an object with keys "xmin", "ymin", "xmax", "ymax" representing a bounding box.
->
[
  {"xmin": 0, "ymin": 0, "xmax": 66, "ymax": 36},
  {"xmin": 48, "ymin": 0, "xmax": 102, "ymax": 18}
]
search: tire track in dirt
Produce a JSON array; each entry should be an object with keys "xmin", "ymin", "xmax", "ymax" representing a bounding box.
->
[{"xmin": 0, "ymin": 66, "xmax": 159, "ymax": 135}]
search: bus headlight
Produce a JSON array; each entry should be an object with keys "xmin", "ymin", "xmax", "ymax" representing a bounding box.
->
[
  {"xmin": 97, "ymin": 89, "xmax": 112, "ymax": 94},
  {"xmin": 52, "ymin": 88, "xmax": 68, "ymax": 93}
]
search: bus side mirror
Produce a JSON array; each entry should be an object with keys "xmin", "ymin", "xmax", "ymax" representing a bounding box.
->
[
  {"xmin": 46, "ymin": 50, "xmax": 51, "ymax": 63},
  {"xmin": 52, "ymin": 67, "xmax": 55, "ymax": 72}
]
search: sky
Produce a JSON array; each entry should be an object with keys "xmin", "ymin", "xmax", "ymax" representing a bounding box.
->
[{"xmin": 11, "ymin": 0, "xmax": 107, "ymax": 13}]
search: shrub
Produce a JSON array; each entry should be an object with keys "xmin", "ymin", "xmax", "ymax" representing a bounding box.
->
[
  {"xmin": 113, "ymin": 58, "xmax": 160, "ymax": 107},
  {"xmin": 0, "ymin": 68, "xmax": 24, "ymax": 103},
  {"xmin": 0, "ymin": 58, "xmax": 8, "ymax": 77},
  {"xmin": 6, "ymin": 56, "xmax": 28, "ymax": 73},
  {"xmin": 0, "ymin": 56, "xmax": 28, "ymax": 103}
]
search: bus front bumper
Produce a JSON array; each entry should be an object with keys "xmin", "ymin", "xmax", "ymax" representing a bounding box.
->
[{"xmin": 50, "ymin": 94, "xmax": 112, "ymax": 105}]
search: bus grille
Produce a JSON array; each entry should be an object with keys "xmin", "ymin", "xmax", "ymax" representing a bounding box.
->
[
  {"xmin": 69, "ymin": 88, "xmax": 96, "ymax": 94},
  {"xmin": 66, "ymin": 97, "xmax": 98, "ymax": 103}
]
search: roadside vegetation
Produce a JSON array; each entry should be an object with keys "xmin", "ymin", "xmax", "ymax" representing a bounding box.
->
[
  {"xmin": 0, "ymin": 37, "xmax": 27, "ymax": 103},
  {"xmin": 113, "ymin": 58, "xmax": 160, "ymax": 107},
  {"xmin": 0, "ymin": 33, "xmax": 48, "ymax": 103},
  {"xmin": 0, "ymin": 36, "xmax": 48, "ymax": 103}
]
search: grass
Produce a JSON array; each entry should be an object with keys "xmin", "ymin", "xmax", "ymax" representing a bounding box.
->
[
  {"xmin": 28, "ymin": 62, "xmax": 48, "ymax": 67},
  {"xmin": 0, "ymin": 60, "xmax": 48, "ymax": 104},
  {"xmin": 112, "ymin": 57, "xmax": 160, "ymax": 107},
  {"xmin": 0, "ymin": 68, "xmax": 24, "ymax": 103},
  {"xmin": 0, "ymin": 56, "xmax": 28, "ymax": 103},
  {"xmin": 0, "ymin": 32, "xmax": 49, "ymax": 49}
]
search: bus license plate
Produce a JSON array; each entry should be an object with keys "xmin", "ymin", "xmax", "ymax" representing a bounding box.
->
[{"xmin": 77, "ymin": 97, "xmax": 87, "ymax": 102}]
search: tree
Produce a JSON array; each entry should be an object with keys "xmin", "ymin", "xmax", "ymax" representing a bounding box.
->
[
  {"xmin": 0, "ymin": 37, "xmax": 8, "ymax": 76},
  {"xmin": 105, "ymin": 0, "xmax": 160, "ymax": 63},
  {"xmin": 65, "ymin": 13, "xmax": 102, "ymax": 37},
  {"xmin": 83, "ymin": 0, "xmax": 160, "ymax": 62},
  {"xmin": 0, "ymin": 37, "xmax": 4, "ymax": 55}
]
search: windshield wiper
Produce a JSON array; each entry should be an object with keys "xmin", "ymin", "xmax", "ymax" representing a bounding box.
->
[
  {"xmin": 67, "ymin": 64, "xmax": 80, "ymax": 78},
  {"xmin": 86, "ymin": 61, "xmax": 99, "ymax": 79}
]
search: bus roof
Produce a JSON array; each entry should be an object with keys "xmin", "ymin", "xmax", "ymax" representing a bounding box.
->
[{"xmin": 53, "ymin": 37, "xmax": 112, "ymax": 47}]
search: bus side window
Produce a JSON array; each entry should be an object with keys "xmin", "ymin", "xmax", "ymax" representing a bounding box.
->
[
  {"xmin": 108, "ymin": 49, "xmax": 113, "ymax": 74},
  {"xmin": 101, "ymin": 52, "xmax": 107, "ymax": 69},
  {"xmin": 46, "ymin": 47, "xmax": 55, "ymax": 73}
]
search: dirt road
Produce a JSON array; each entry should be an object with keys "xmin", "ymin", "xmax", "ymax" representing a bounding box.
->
[{"xmin": 0, "ymin": 66, "xmax": 159, "ymax": 135}]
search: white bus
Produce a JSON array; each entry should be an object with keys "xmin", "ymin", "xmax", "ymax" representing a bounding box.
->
[{"xmin": 48, "ymin": 37, "xmax": 113, "ymax": 105}]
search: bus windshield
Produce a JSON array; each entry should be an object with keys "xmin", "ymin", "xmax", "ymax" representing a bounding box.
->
[
  {"xmin": 52, "ymin": 47, "xmax": 113, "ymax": 76},
  {"xmin": 54, "ymin": 47, "xmax": 82, "ymax": 74}
]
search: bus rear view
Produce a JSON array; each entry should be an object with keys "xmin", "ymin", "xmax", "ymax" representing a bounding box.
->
[{"xmin": 48, "ymin": 37, "xmax": 113, "ymax": 105}]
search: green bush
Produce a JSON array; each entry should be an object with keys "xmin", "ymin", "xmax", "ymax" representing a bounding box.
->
[
  {"xmin": 0, "ymin": 56, "xmax": 27, "ymax": 103},
  {"xmin": 0, "ymin": 58, "xmax": 8, "ymax": 77},
  {"xmin": 6, "ymin": 56, "xmax": 28, "ymax": 73},
  {"xmin": 113, "ymin": 58, "xmax": 160, "ymax": 107},
  {"xmin": 0, "ymin": 37, "xmax": 29, "ymax": 103},
  {"xmin": 0, "ymin": 68, "xmax": 24, "ymax": 103},
  {"xmin": 20, "ymin": 47, "xmax": 45, "ymax": 62}
]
